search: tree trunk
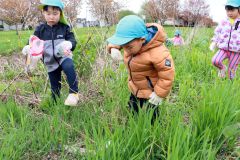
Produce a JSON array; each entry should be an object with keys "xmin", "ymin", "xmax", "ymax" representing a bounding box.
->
[
  {"xmin": 22, "ymin": 21, "xmax": 26, "ymax": 30},
  {"xmin": 15, "ymin": 24, "xmax": 19, "ymax": 35}
]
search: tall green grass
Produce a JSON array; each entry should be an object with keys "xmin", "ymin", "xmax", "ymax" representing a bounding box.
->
[{"xmin": 0, "ymin": 27, "xmax": 239, "ymax": 159}]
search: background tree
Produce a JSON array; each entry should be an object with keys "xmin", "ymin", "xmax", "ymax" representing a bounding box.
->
[
  {"xmin": 201, "ymin": 16, "xmax": 215, "ymax": 27},
  {"xmin": 0, "ymin": 0, "xmax": 32, "ymax": 33},
  {"xmin": 181, "ymin": 0, "xmax": 210, "ymax": 26},
  {"xmin": 63, "ymin": 0, "xmax": 82, "ymax": 26},
  {"xmin": 87, "ymin": 0, "xmax": 121, "ymax": 25},
  {"xmin": 140, "ymin": 0, "xmax": 160, "ymax": 23},
  {"xmin": 0, "ymin": 0, "xmax": 83, "ymax": 30},
  {"xmin": 26, "ymin": 0, "xmax": 42, "ymax": 29},
  {"xmin": 140, "ymin": 0, "xmax": 180, "ymax": 24},
  {"xmin": 117, "ymin": 10, "xmax": 136, "ymax": 20}
]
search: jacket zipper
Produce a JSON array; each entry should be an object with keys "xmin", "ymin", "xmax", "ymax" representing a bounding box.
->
[
  {"xmin": 51, "ymin": 27, "xmax": 59, "ymax": 64},
  {"xmin": 234, "ymin": 21, "xmax": 240, "ymax": 30},
  {"xmin": 128, "ymin": 55, "xmax": 133, "ymax": 80},
  {"xmin": 146, "ymin": 76, "xmax": 154, "ymax": 91},
  {"xmin": 128, "ymin": 55, "xmax": 139, "ymax": 96},
  {"xmin": 227, "ymin": 26, "xmax": 233, "ymax": 50}
]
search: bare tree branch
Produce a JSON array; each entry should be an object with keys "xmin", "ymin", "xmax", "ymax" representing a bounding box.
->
[
  {"xmin": 63, "ymin": 0, "xmax": 82, "ymax": 26},
  {"xmin": 87, "ymin": 0, "xmax": 121, "ymax": 25},
  {"xmin": 141, "ymin": 0, "xmax": 180, "ymax": 24}
]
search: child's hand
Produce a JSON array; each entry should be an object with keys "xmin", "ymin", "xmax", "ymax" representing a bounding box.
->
[
  {"xmin": 110, "ymin": 48, "xmax": 123, "ymax": 61},
  {"xmin": 149, "ymin": 92, "xmax": 163, "ymax": 105},
  {"xmin": 57, "ymin": 41, "xmax": 72, "ymax": 57},
  {"xmin": 209, "ymin": 42, "xmax": 216, "ymax": 51},
  {"xmin": 64, "ymin": 49, "xmax": 72, "ymax": 56},
  {"xmin": 107, "ymin": 44, "xmax": 121, "ymax": 53},
  {"xmin": 22, "ymin": 45, "xmax": 30, "ymax": 56}
]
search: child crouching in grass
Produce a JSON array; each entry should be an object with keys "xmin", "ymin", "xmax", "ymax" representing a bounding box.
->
[{"xmin": 107, "ymin": 15, "xmax": 175, "ymax": 122}]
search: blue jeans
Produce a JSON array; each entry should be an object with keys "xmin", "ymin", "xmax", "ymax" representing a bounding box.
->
[{"xmin": 48, "ymin": 58, "xmax": 78, "ymax": 100}]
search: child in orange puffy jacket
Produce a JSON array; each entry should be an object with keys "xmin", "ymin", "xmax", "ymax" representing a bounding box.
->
[{"xmin": 107, "ymin": 15, "xmax": 175, "ymax": 121}]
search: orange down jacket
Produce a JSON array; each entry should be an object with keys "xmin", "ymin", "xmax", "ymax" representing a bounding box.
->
[{"xmin": 123, "ymin": 23, "xmax": 175, "ymax": 99}]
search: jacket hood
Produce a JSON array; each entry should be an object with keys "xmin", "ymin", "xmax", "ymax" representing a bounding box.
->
[{"xmin": 139, "ymin": 23, "xmax": 166, "ymax": 53}]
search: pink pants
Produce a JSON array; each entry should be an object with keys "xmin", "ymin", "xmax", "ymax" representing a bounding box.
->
[{"xmin": 212, "ymin": 50, "xmax": 240, "ymax": 79}]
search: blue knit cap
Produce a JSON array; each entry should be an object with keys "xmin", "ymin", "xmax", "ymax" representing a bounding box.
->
[{"xmin": 107, "ymin": 15, "xmax": 148, "ymax": 46}]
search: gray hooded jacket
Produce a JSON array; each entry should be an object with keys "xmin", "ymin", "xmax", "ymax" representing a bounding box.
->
[{"xmin": 33, "ymin": 22, "xmax": 77, "ymax": 72}]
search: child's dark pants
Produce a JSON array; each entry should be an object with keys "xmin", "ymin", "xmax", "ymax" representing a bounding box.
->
[
  {"xmin": 48, "ymin": 58, "xmax": 78, "ymax": 101},
  {"xmin": 128, "ymin": 94, "xmax": 158, "ymax": 124}
]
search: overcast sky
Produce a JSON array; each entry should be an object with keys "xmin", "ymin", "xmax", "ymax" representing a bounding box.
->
[{"xmin": 80, "ymin": 0, "xmax": 227, "ymax": 23}]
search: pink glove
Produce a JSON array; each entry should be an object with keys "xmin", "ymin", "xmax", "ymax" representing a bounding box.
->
[
  {"xmin": 23, "ymin": 36, "xmax": 44, "ymax": 72},
  {"xmin": 29, "ymin": 35, "xmax": 44, "ymax": 57}
]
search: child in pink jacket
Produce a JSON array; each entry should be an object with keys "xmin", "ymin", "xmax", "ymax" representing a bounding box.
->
[
  {"xmin": 172, "ymin": 30, "xmax": 184, "ymax": 46},
  {"xmin": 210, "ymin": 0, "xmax": 240, "ymax": 79}
]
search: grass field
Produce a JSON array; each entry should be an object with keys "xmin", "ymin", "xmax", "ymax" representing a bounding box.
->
[{"xmin": 0, "ymin": 26, "xmax": 239, "ymax": 159}]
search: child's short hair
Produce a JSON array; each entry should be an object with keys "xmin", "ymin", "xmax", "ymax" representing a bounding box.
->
[
  {"xmin": 225, "ymin": 5, "xmax": 239, "ymax": 10},
  {"xmin": 43, "ymin": 5, "xmax": 62, "ymax": 12}
]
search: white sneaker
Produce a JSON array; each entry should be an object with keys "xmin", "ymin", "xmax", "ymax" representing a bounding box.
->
[
  {"xmin": 64, "ymin": 93, "xmax": 79, "ymax": 106},
  {"xmin": 218, "ymin": 65, "xmax": 226, "ymax": 78}
]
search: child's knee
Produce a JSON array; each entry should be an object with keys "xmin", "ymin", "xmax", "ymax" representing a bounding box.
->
[
  {"xmin": 62, "ymin": 60, "xmax": 74, "ymax": 70},
  {"xmin": 212, "ymin": 55, "xmax": 222, "ymax": 67},
  {"xmin": 65, "ymin": 63, "xmax": 74, "ymax": 70}
]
